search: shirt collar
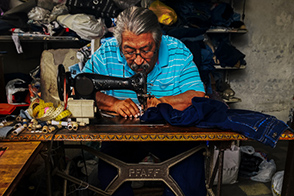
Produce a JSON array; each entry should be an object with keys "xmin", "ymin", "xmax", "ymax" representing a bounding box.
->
[
  {"xmin": 147, "ymin": 36, "xmax": 168, "ymax": 80},
  {"xmin": 117, "ymin": 45, "xmax": 124, "ymax": 63},
  {"xmin": 157, "ymin": 35, "xmax": 169, "ymax": 67}
]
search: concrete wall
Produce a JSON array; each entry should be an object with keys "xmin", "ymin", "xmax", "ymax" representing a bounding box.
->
[{"xmin": 228, "ymin": 0, "xmax": 294, "ymax": 122}]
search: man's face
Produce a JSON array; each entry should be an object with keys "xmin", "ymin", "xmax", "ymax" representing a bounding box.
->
[{"xmin": 121, "ymin": 31, "xmax": 158, "ymax": 74}]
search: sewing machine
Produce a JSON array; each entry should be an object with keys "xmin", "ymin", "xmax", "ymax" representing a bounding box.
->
[{"xmin": 57, "ymin": 64, "xmax": 148, "ymax": 121}]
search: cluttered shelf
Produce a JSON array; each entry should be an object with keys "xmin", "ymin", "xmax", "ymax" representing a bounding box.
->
[
  {"xmin": 207, "ymin": 24, "xmax": 247, "ymax": 104},
  {"xmin": 0, "ymin": 35, "xmax": 79, "ymax": 42},
  {"xmin": 0, "ymin": 28, "xmax": 247, "ymax": 43}
]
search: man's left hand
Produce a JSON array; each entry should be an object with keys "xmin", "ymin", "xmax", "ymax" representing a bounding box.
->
[{"xmin": 146, "ymin": 96, "xmax": 163, "ymax": 108}]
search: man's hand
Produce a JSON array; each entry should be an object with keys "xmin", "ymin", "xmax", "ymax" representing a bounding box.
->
[
  {"xmin": 95, "ymin": 92, "xmax": 140, "ymax": 118},
  {"xmin": 146, "ymin": 96, "xmax": 163, "ymax": 108},
  {"xmin": 113, "ymin": 98, "xmax": 141, "ymax": 118}
]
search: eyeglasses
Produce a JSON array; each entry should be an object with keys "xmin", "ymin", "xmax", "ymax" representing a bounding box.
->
[{"xmin": 123, "ymin": 50, "xmax": 157, "ymax": 60}]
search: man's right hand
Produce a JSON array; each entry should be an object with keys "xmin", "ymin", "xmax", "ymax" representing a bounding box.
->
[
  {"xmin": 113, "ymin": 98, "xmax": 140, "ymax": 118},
  {"xmin": 95, "ymin": 91, "xmax": 141, "ymax": 118}
]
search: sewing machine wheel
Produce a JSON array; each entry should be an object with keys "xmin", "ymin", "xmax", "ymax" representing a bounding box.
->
[
  {"xmin": 57, "ymin": 64, "xmax": 70, "ymax": 101},
  {"xmin": 75, "ymin": 74, "xmax": 95, "ymax": 98}
]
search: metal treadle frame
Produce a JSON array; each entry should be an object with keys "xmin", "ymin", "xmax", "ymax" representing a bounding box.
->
[{"xmin": 53, "ymin": 144, "xmax": 208, "ymax": 196}]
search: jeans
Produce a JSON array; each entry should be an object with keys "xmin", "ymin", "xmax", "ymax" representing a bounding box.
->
[{"xmin": 141, "ymin": 97, "xmax": 292, "ymax": 148}]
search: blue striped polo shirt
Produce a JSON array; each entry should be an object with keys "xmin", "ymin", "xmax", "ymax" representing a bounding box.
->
[{"xmin": 82, "ymin": 35, "xmax": 205, "ymax": 104}]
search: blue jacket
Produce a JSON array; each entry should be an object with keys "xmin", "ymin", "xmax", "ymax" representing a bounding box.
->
[{"xmin": 140, "ymin": 97, "xmax": 292, "ymax": 148}]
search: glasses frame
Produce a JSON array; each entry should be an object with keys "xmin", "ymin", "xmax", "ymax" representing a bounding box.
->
[{"xmin": 122, "ymin": 49, "xmax": 158, "ymax": 61}]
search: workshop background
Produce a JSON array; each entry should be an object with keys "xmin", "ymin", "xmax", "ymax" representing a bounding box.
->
[
  {"xmin": 1, "ymin": 0, "xmax": 294, "ymax": 122},
  {"xmin": 0, "ymin": 0, "xmax": 293, "ymax": 196}
]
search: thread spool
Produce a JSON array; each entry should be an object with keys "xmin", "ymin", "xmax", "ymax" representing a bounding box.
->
[
  {"xmin": 14, "ymin": 123, "xmax": 22, "ymax": 129},
  {"xmin": 28, "ymin": 123, "xmax": 34, "ymax": 131},
  {"xmin": 48, "ymin": 125, "xmax": 56, "ymax": 133},
  {"xmin": 67, "ymin": 122, "xmax": 73, "ymax": 131},
  {"xmin": 22, "ymin": 119, "xmax": 28, "ymax": 128},
  {"xmin": 42, "ymin": 125, "xmax": 48, "ymax": 133},
  {"xmin": 12, "ymin": 125, "xmax": 25, "ymax": 135},
  {"xmin": 72, "ymin": 122, "xmax": 78, "ymax": 131},
  {"xmin": 16, "ymin": 116, "xmax": 23, "ymax": 122},
  {"xmin": 51, "ymin": 120, "xmax": 68, "ymax": 126}
]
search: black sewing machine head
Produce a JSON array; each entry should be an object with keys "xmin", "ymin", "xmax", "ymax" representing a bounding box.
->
[{"xmin": 57, "ymin": 64, "xmax": 148, "ymax": 109}]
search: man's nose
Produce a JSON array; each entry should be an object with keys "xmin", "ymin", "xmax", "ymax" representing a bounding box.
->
[{"xmin": 133, "ymin": 54, "xmax": 144, "ymax": 65}]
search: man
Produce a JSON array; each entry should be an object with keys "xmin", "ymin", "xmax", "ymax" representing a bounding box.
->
[{"xmin": 83, "ymin": 6, "xmax": 207, "ymax": 196}]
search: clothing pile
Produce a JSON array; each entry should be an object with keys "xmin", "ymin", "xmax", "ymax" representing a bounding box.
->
[
  {"xmin": 157, "ymin": 0, "xmax": 246, "ymax": 97},
  {"xmin": 0, "ymin": 0, "xmax": 139, "ymax": 40}
]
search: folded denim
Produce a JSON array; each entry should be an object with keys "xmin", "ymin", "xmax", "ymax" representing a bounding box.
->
[{"xmin": 140, "ymin": 97, "xmax": 292, "ymax": 148}]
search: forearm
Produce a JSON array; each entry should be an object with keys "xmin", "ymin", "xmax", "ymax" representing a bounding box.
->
[
  {"xmin": 95, "ymin": 91, "xmax": 118, "ymax": 112},
  {"xmin": 159, "ymin": 90, "xmax": 205, "ymax": 111}
]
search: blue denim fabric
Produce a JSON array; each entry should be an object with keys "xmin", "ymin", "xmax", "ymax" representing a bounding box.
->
[
  {"xmin": 220, "ymin": 109, "xmax": 289, "ymax": 148},
  {"xmin": 140, "ymin": 97, "xmax": 292, "ymax": 148}
]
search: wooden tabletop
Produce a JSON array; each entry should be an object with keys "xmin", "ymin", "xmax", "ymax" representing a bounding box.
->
[
  {"xmin": 0, "ymin": 141, "xmax": 43, "ymax": 196},
  {"xmin": 2, "ymin": 116, "xmax": 294, "ymax": 142}
]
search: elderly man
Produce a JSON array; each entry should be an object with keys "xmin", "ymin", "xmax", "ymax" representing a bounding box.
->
[{"xmin": 83, "ymin": 6, "xmax": 207, "ymax": 196}]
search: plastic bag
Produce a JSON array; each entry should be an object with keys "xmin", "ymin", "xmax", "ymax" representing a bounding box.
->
[
  {"xmin": 57, "ymin": 14, "xmax": 107, "ymax": 41},
  {"xmin": 149, "ymin": 0, "xmax": 177, "ymax": 25},
  {"xmin": 49, "ymin": 4, "xmax": 69, "ymax": 22},
  {"xmin": 6, "ymin": 78, "xmax": 29, "ymax": 104},
  {"xmin": 240, "ymin": 145, "xmax": 255, "ymax": 155},
  {"xmin": 250, "ymin": 156, "xmax": 276, "ymax": 183},
  {"xmin": 213, "ymin": 144, "xmax": 241, "ymax": 184},
  {"xmin": 27, "ymin": 6, "xmax": 50, "ymax": 21},
  {"xmin": 271, "ymin": 171, "xmax": 284, "ymax": 196}
]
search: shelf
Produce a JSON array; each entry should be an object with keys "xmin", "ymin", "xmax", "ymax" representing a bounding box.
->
[
  {"xmin": 223, "ymin": 97, "xmax": 242, "ymax": 103},
  {"xmin": 214, "ymin": 65, "xmax": 246, "ymax": 70},
  {"xmin": 206, "ymin": 28, "xmax": 247, "ymax": 34},
  {"xmin": 0, "ymin": 35, "xmax": 79, "ymax": 42}
]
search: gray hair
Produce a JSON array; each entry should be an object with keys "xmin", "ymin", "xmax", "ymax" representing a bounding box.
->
[{"xmin": 114, "ymin": 6, "xmax": 162, "ymax": 49}]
